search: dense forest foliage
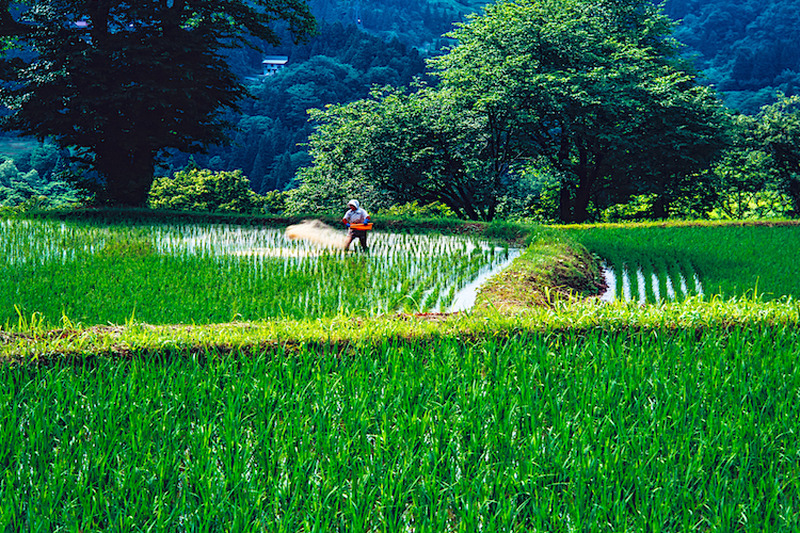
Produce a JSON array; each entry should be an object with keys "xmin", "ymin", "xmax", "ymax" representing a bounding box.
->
[
  {"xmin": 174, "ymin": 21, "xmax": 429, "ymax": 195},
  {"xmin": 300, "ymin": 0, "xmax": 486, "ymax": 52},
  {"xmin": 2, "ymin": 0, "xmax": 799, "ymax": 220},
  {"xmin": 0, "ymin": 143, "xmax": 80, "ymax": 208},
  {"xmin": 665, "ymin": 0, "xmax": 800, "ymax": 113}
]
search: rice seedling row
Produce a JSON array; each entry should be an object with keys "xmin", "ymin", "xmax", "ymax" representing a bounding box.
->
[
  {"xmin": 600, "ymin": 259, "xmax": 704, "ymax": 304},
  {"xmin": 3, "ymin": 327, "xmax": 800, "ymax": 531},
  {"xmin": 1, "ymin": 219, "xmax": 515, "ymax": 327},
  {"xmin": 565, "ymin": 224, "xmax": 800, "ymax": 303}
]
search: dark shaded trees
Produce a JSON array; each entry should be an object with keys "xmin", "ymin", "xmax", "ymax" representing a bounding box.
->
[
  {"xmin": 754, "ymin": 94, "xmax": 800, "ymax": 215},
  {"xmin": 665, "ymin": 0, "xmax": 800, "ymax": 113},
  {"xmin": 185, "ymin": 22, "xmax": 428, "ymax": 195},
  {"xmin": 0, "ymin": 0, "xmax": 314, "ymax": 205}
]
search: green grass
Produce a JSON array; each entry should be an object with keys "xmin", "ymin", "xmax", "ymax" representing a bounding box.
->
[
  {"xmin": 561, "ymin": 222, "xmax": 800, "ymax": 302},
  {"xmin": 477, "ymin": 241, "xmax": 604, "ymax": 310},
  {"xmin": 3, "ymin": 326, "xmax": 800, "ymax": 531}
]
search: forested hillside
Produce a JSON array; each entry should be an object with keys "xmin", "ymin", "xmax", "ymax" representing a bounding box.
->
[
  {"xmin": 166, "ymin": 0, "xmax": 478, "ymax": 191},
  {"xmin": 305, "ymin": 0, "xmax": 486, "ymax": 52},
  {"xmin": 665, "ymin": 0, "xmax": 800, "ymax": 113},
  {"xmin": 178, "ymin": 22, "xmax": 428, "ymax": 194},
  {"xmin": 303, "ymin": 0, "xmax": 800, "ymax": 113}
]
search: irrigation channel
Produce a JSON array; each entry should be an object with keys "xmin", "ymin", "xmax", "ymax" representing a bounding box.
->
[{"xmin": 600, "ymin": 262, "xmax": 704, "ymax": 304}]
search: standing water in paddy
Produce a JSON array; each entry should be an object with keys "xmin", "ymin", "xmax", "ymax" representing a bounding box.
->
[
  {"xmin": 445, "ymin": 248, "xmax": 523, "ymax": 312},
  {"xmin": 601, "ymin": 262, "xmax": 705, "ymax": 304},
  {"xmin": 1, "ymin": 219, "xmax": 523, "ymax": 326}
]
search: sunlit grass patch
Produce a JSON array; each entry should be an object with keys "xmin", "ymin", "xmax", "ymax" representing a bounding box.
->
[{"xmin": 3, "ymin": 319, "xmax": 800, "ymax": 530}]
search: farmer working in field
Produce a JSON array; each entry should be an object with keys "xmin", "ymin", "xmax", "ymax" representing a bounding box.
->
[{"xmin": 342, "ymin": 199, "xmax": 370, "ymax": 251}]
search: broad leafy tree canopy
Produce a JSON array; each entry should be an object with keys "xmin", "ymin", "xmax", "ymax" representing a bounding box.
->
[
  {"xmin": 428, "ymin": 0, "xmax": 728, "ymax": 221},
  {"xmin": 0, "ymin": 0, "xmax": 314, "ymax": 205},
  {"xmin": 295, "ymin": 0, "xmax": 728, "ymax": 222},
  {"xmin": 754, "ymin": 94, "xmax": 800, "ymax": 214}
]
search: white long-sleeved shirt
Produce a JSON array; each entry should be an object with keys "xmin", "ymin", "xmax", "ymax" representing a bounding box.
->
[{"xmin": 343, "ymin": 207, "xmax": 369, "ymax": 225}]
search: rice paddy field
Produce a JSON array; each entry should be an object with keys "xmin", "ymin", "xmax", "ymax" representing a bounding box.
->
[
  {"xmin": 0, "ymin": 218, "xmax": 516, "ymax": 327},
  {"xmin": 561, "ymin": 222, "xmax": 800, "ymax": 304},
  {"xmin": 3, "ymin": 215, "xmax": 800, "ymax": 531}
]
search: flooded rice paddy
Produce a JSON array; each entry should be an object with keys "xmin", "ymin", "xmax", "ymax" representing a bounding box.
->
[{"xmin": 1, "ymin": 218, "xmax": 520, "ymax": 324}]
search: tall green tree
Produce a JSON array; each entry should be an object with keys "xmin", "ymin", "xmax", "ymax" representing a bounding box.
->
[
  {"xmin": 294, "ymin": 0, "xmax": 728, "ymax": 222},
  {"xmin": 754, "ymin": 94, "xmax": 800, "ymax": 215},
  {"xmin": 292, "ymin": 85, "xmax": 495, "ymax": 219},
  {"xmin": 429, "ymin": 0, "xmax": 728, "ymax": 222},
  {"xmin": 0, "ymin": 0, "xmax": 314, "ymax": 205},
  {"xmin": 711, "ymin": 133, "xmax": 780, "ymax": 219}
]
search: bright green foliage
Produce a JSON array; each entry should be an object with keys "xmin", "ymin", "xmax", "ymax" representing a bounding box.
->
[
  {"xmin": 753, "ymin": 94, "xmax": 800, "ymax": 215},
  {"xmin": 0, "ymin": 0, "xmax": 315, "ymax": 206},
  {"xmin": 3, "ymin": 328, "xmax": 800, "ymax": 530},
  {"xmin": 261, "ymin": 189, "xmax": 289, "ymax": 214},
  {"xmin": 701, "ymin": 94, "xmax": 800, "ymax": 220},
  {"xmin": 148, "ymin": 168, "xmax": 265, "ymax": 213},
  {"xmin": 709, "ymin": 114, "xmax": 787, "ymax": 219},
  {"xmin": 429, "ymin": 0, "xmax": 729, "ymax": 222},
  {"xmin": 0, "ymin": 157, "xmax": 80, "ymax": 209},
  {"xmin": 290, "ymin": 85, "xmax": 495, "ymax": 219},
  {"xmin": 295, "ymin": 0, "xmax": 729, "ymax": 222},
  {"xmin": 378, "ymin": 200, "xmax": 455, "ymax": 219}
]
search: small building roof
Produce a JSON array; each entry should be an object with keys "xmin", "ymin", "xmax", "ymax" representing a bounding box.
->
[{"xmin": 262, "ymin": 56, "xmax": 289, "ymax": 65}]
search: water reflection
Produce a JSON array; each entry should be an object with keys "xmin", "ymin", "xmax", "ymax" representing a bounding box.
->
[{"xmin": 601, "ymin": 263, "xmax": 704, "ymax": 303}]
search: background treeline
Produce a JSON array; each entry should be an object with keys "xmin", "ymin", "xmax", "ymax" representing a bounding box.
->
[
  {"xmin": 2, "ymin": 0, "xmax": 800, "ymax": 221},
  {"xmin": 170, "ymin": 21, "xmax": 429, "ymax": 195},
  {"xmin": 299, "ymin": 0, "xmax": 486, "ymax": 52},
  {"xmin": 171, "ymin": 0, "xmax": 800, "ymax": 201},
  {"xmin": 0, "ymin": 142, "xmax": 80, "ymax": 208}
]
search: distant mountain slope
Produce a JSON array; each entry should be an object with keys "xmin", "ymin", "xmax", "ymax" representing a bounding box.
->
[
  {"xmin": 307, "ymin": 0, "xmax": 488, "ymax": 52},
  {"xmin": 665, "ymin": 0, "xmax": 800, "ymax": 112},
  {"xmin": 304, "ymin": 0, "xmax": 799, "ymax": 113}
]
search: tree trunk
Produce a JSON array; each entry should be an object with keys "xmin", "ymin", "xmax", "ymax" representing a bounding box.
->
[
  {"xmin": 572, "ymin": 166, "xmax": 594, "ymax": 223},
  {"xmin": 573, "ymin": 183, "xmax": 592, "ymax": 223},
  {"xmin": 785, "ymin": 178, "xmax": 800, "ymax": 217},
  {"xmin": 652, "ymin": 195, "xmax": 670, "ymax": 219},
  {"xmin": 559, "ymin": 181, "xmax": 571, "ymax": 223},
  {"xmin": 572, "ymin": 147, "xmax": 604, "ymax": 223},
  {"xmin": 95, "ymin": 143, "xmax": 156, "ymax": 206}
]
